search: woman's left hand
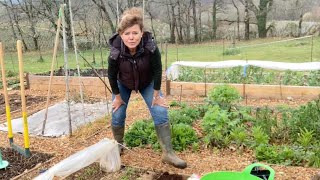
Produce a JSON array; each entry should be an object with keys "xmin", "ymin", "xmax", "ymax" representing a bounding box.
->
[{"xmin": 152, "ymin": 96, "xmax": 169, "ymax": 108}]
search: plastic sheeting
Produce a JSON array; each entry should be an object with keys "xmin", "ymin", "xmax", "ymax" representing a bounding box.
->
[
  {"xmin": 0, "ymin": 101, "xmax": 111, "ymax": 137},
  {"xmin": 166, "ymin": 60, "xmax": 320, "ymax": 80},
  {"xmin": 34, "ymin": 138, "xmax": 121, "ymax": 180}
]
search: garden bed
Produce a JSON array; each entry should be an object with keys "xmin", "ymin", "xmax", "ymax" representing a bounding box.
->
[
  {"xmin": 168, "ymin": 81, "xmax": 320, "ymax": 99},
  {"xmin": 0, "ymin": 147, "xmax": 54, "ymax": 179},
  {"xmin": 0, "ymin": 93, "xmax": 46, "ymax": 115},
  {"xmin": 25, "ymin": 68, "xmax": 108, "ymax": 95}
]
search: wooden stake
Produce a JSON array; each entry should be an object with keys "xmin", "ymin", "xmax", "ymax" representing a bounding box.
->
[
  {"xmin": 0, "ymin": 43, "xmax": 14, "ymax": 142},
  {"xmin": 41, "ymin": 10, "xmax": 62, "ymax": 135},
  {"xmin": 17, "ymin": 40, "xmax": 30, "ymax": 154},
  {"xmin": 61, "ymin": 4, "xmax": 72, "ymax": 136}
]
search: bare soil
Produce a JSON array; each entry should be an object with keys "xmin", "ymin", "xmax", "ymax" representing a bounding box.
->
[
  {"xmin": 0, "ymin": 147, "xmax": 53, "ymax": 179},
  {"xmin": 0, "ymin": 93, "xmax": 46, "ymax": 115}
]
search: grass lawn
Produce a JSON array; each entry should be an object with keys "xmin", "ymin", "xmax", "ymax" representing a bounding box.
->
[{"xmin": 1, "ymin": 36, "xmax": 319, "ymax": 75}]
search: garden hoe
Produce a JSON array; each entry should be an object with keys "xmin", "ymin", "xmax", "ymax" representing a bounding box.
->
[{"xmin": 0, "ymin": 150, "xmax": 9, "ymax": 169}]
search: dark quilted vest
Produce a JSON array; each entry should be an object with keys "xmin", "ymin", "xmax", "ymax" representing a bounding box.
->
[{"xmin": 109, "ymin": 32, "xmax": 156, "ymax": 91}]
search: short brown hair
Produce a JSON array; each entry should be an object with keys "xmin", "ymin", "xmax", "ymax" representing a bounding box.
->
[{"xmin": 117, "ymin": 7, "xmax": 144, "ymax": 34}]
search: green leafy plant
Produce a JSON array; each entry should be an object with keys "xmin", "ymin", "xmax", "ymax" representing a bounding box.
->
[
  {"xmin": 201, "ymin": 105, "xmax": 241, "ymax": 148},
  {"xmin": 169, "ymin": 110, "xmax": 194, "ymax": 125},
  {"xmin": 6, "ymin": 70, "xmax": 18, "ymax": 77},
  {"xmin": 253, "ymin": 106, "xmax": 277, "ymax": 137},
  {"xmin": 296, "ymin": 128, "xmax": 314, "ymax": 150},
  {"xmin": 289, "ymin": 98, "xmax": 320, "ymax": 140},
  {"xmin": 308, "ymin": 147, "xmax": 320, "ymax": 168},
  {"xmin": 207, "ymin": 84, "xmax": 241, "ymax": 110},
  {"xmin": 255, "ymin": 145, "xmax": 304, "ymax": 166},
  {"xmin": 230, "ymin": 125, "xmax": 247, "ymax": 147},
  {"xmin": 307, "ymin": 70, "xmax": 320, "ymax": 86},
  {"xmin": 124, "ymin": 119, "xmax": 157, "ymax": 148},
  {"xmin": 251, "ymin": 126, "xmax": 270, "ymax": 147},
  {"xmin": 171, "ymin": 124, "xmax": 199, "ymax": 151}
]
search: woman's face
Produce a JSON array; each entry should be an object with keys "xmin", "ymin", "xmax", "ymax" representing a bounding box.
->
[{"xmin": 120, "ymin": 24, "xmax": 143, "ymax": 53}]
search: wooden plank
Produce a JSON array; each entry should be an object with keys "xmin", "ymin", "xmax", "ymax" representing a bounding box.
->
[
  {"xmin": 28, "ymin": 75, "xmax": 111, "ymax": 96},
  {"xmin": 170, "ymin": 82, "xmax": 320, "ymax": 99}
]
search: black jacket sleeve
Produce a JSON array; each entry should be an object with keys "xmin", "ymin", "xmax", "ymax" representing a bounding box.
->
[
  {"xmin": 107, "ymin": 57, "xmax": 120, "ymax": 95},
  {"xmin": 151, "ymin": 47, "xmax": 162, "ymax": 90}
]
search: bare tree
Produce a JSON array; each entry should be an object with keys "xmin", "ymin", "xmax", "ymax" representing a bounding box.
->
[
  {"xmin": 167, "ymin": 0, "xmax": 177, "ymax": 43},
  {"xmin": 16, "ymin": 0, "xmax": 41, "ymax": 51},
  {"xmin": 1, "ymin": 0, "xmax": 29, "ymax": 50},
  {"xmin": 91, "ymin": 0, "xmax": 116, "ymax": 33},
  {"xmin": 240, "ymin": 0, "xmax": 274, "ymax": 38}
]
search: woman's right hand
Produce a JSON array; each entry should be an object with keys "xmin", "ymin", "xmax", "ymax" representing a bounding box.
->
[{"xmin": 112, "ymin": 94, "xmax": 125, "ymax": 113}]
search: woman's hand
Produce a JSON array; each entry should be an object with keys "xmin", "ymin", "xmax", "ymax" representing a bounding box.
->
[
  {"xmin": 152, "ymin": 90, "xmax": 168, "ymax": 108},
  {"xmin": 112, "ymin": 94, "xmax": 125, "ymax": 112},
  {"xmin": 152, "ymin": 95, "xmax": 169, "ymax": 108}
]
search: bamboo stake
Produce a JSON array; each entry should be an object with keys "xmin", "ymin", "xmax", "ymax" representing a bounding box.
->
[
  {"xmin": 68, "ymin": 0, "xmax": 86, "ymax": 123},
  {"xmin": 61, "ymin": 4, "xmax": 72, "ymax": 136},
  {"xmin": 0, "ymin": 43, "xmax": 14, "ymax": 143},
  {"xmin": 41, "ymin": 8, "xmax": 62, "ymax": 135},
  {"xmin": 17, "ymin": 40, "xmax": 31, "ymax": 156}
]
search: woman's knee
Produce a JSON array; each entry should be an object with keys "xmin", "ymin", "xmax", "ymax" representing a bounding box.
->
[
  {"xmin": 112, "ymin": 111, "xmax": 126, "ymax": 126},
  {"xmin": 151, "ymin": 106, "xmax": 168, "ymax": 125}
]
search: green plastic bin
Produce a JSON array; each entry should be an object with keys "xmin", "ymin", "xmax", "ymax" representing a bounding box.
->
[{"xmin": 201, "ymin": 163, "xmax": 275, "ymax": 180}]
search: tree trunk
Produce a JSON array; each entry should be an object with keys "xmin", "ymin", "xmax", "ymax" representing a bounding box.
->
[
  {"xmin": 232, "ymin": 0, "xmax": 240, "ymax": 41},
  {"xmin": 244, "ymin": 0, "xmax": 250, "ymax": 40},
  {"xmin": 192, "ymin": 0, "xmax": 198, "ymax": 42},
  {"xmin": 177, "ymin": 1, "xmax": 183, "ymax": 43},
  {"xmin": 186, "ymin": 9, "xmax": 191, "ymax": 44},
  {"xmin": 198, "ymin": 0, "xmax": 202, "ymax": 42},
  {"xmin": 212, "ymin": 0, "xmax": 217, "ymax": 40},
  {"xmin": 257, "ymin": 13, "xmax": 267, "ymax": 38},
  {"xmin": 298, "ymin": 14, "xmax": 303, "ymax": 37},
  {"xmin": 244, "ymin": 0, "xmax": 273, "ymax": 38},
  {"xmin": 150, "ymin": 14, "xmax": 157, "ymax": 43},
  {"xmin": 169, "ymin": 2, "xmax": 176, "ymax": 43}
]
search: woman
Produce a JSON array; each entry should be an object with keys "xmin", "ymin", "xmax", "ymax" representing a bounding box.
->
[{"xmin": 107, "ymin": 7, "xmax": 187, "ymax": 169}]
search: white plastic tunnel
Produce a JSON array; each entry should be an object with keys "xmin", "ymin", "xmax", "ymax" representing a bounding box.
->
[{"xmin": 34, "ymin": 138, "xmax": 121, "ymax": 180}]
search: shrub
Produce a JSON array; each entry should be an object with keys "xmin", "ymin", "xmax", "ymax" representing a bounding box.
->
[{"xmin": 223, "ymin": 47, "xmax": 240, "ymax": 56}]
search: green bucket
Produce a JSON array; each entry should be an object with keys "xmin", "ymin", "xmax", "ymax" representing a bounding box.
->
[{"xmin": 201, "ymin": 163, "xmax": 275, "ymax": 180}]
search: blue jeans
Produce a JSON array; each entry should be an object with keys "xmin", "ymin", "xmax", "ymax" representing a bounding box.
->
[{"xmin": 111, "ymin": 81, "xmax": 168, "ymax": 127}]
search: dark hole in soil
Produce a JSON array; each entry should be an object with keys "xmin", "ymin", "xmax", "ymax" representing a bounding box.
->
[
  {"xmin": 36, "ymin": 68, "xmax": 108, "ymax": 77},
  {"xmin": 0, "ymin": 147, "xmax": 54, "ymax": 179},
  {"xmin": 157, "ymin": 171, "xmax": 188, "ymax": 180}
]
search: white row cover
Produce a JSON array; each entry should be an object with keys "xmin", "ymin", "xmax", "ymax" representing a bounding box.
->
[
  {"xmin": 0, "ymin": 101, "xmax": 111, "ymax": 137},
  {"xmin": 34, "ymin": 138, "xmax": 121, "ymax": 180},
  {"xmin": 166, "ymin": 60, "xmax": 320, "ymax": 80}
]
